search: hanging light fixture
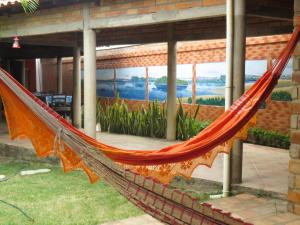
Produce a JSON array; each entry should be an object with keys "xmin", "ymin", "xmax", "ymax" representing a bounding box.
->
[{"xmin": 12, "ymin": 36, "xmax": 21, "ymax": 49}]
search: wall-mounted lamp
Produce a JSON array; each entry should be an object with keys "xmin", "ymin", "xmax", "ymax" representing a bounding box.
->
[{"xmin": 12, "ymin": 36, "xmax": 21, "ymax": 49}]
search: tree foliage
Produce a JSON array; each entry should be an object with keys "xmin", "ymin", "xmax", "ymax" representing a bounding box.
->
[{"xmin": 20, "ymin": 0, "xmax": 39, "ymax": 14}]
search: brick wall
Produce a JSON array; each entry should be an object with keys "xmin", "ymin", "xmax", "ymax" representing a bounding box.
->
[
  {"xmin": 288, "ymin": 0, "xmax": 300, "ymax": 215},
  {"xmin": 256, "ymin": 101, "xmax": 292, "ymax": 134}
]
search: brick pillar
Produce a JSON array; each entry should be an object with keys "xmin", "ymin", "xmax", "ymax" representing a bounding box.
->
[{"xmin": 288, "ymin": 0, "xmax": 300, "ymax": 215}]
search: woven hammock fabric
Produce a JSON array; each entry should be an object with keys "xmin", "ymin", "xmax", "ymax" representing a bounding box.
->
[{"xmin": 0, "ymin": 26, "xmax": 299, "ymax": 225}]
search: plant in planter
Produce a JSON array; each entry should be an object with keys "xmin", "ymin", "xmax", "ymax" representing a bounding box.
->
[{"xmin": 247, "ymin": 127, "xmax": 290, "ymax": 149}]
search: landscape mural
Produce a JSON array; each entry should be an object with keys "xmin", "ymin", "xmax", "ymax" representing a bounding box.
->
[
  {"xmin": 195, "ymin": 60, "xmax": 268, "ymax": 98},
  {"xmin": 93, "ymin": 59, "xmax": 292, "ymax": 103},
  {"xmin": 96, "ymin": 69, "xmax": 114, "ymax": 97},
  {"xmin": 116, "ymin": 67, "xmax": 146, "ymax": 100},
  {"xmin": 148, "ymin": 64, "xmax": 193, "ymax": 101},
  {"xmin": 196, "ymin": 62, "xmax": 226, "ymax": 97},
  {"xmin": 245, "ymin": 60, "xmax": 268, "ymax": 89},
  {"xmin": 273, "ymin": 58, "xmax": 293, "ymax": 92}
]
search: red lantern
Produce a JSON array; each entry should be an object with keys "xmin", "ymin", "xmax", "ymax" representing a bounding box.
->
[{"xmin": 12, "ymin": 36, "xmax": 20, "ymax": 49}]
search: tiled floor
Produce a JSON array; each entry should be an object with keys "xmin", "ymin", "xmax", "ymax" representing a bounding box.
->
[{"xmin": 191, "ymin": 143, "xmax": 289, "ymax": 194}]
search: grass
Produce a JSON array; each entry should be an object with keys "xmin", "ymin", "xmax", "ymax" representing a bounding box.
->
[{"xmin": 0, "ymin": 160, "xmax": 142, "ymax": 225}]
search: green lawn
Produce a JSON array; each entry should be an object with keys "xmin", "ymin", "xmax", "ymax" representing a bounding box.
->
[{"xmin": 0, "ymin": 160, "xmax": 142, "ymax": 225}]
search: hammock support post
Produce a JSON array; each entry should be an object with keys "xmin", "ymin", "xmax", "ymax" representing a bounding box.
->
[
  {"xmin": 166, "ymin": 25, "xmax": 177, "ymax": 141},
  {"xmin": 57, "ymin": 57, "xmax": 63, "ymax": 94},
  {"xmin": 231, "ymin": 0, "xmax": 246, "ymax": 184},
  {"xmin": 72, "ymin": 45, "xmax": 82, "ymax": 129},
  {"xmin": 223, "ymin": 0, "xmax": 234, "ymax": 198},
  {"xmin": 83, "ymin": 4, "xmax": 97, "ymax": 138}
]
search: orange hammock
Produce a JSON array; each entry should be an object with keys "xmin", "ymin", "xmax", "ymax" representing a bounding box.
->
[
  {"xmin": 0, "ymin": 27, "xmax": 299, "ymax": 225},
  {"xmin": 0, "ymin": 25, "xmax": 299, "ymax": 185}
]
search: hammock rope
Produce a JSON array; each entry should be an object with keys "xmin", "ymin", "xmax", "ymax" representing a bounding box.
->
[{"xmin": 0, "ymin": 25, "xmax": 299, "ymax": 225}]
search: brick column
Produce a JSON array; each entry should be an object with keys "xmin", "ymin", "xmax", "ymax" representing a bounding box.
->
[{"xmin": 288, "ymin": 0, "xmax": 300, "ymax": 215}]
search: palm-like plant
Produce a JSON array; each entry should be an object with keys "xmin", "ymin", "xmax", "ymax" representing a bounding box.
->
[{"xmin": 20, "ymin": 0, "xmax": 39, "ymax": 14}]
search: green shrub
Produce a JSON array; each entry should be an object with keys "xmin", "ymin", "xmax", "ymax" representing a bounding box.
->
[
  {"xmin": 97, "ymin": 98, "xmax": 210, "ymax": 141},
  {"xmin": 97, "ymin": 99, "xmax": 290, "ymax": 148},
  {"xmin": 176, "ymin": 100, "xmax": 211, "ymax": 140},
  {"xmin": 271, "ymin": 91, "xmax": 292, "ymax": 101},
  {"xmin": 97, "ymin": 98, "xmax": 167, "ymax": 139},
  {"xmin": 247, "ymin": 127, "xmax": 290, "ymax": 149},
  {"xmin": 188, "ymin": 97, "xmax": 225, "ymax": 106}
]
